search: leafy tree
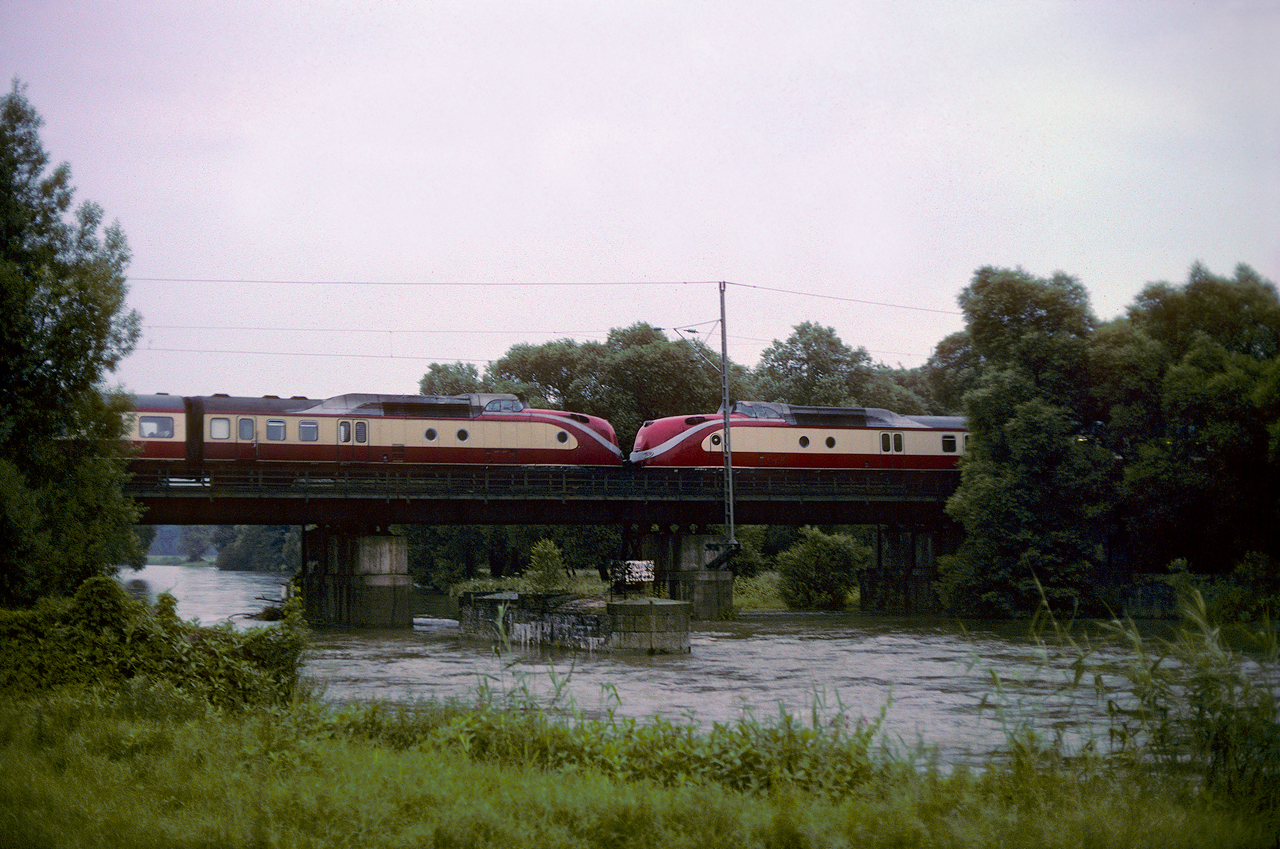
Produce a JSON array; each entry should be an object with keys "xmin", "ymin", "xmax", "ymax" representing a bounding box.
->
[
  {"xmin": 923, "ymin": 331, "xmax": 981, "ymax": 414},
  {"xmin": 0, "ymin": 81, "xmax": 142, "ymax": 607},
  {"xmin": 941, "ymin": 267, "xmax": 1113, "ymax": 616},
  {"xmin": 776, "ymin": 526, "xmax": 868, "ymax": 610},
  {"xmin": 526, "ymin": 538, "xmax": 570, "ymax": 594},
  {"xmin": 1118, "ymin": 268, "xmax": 1280, "ymax": 575},
  {"xmin": 418, "ymin": 362, "xmax": 483, "ymax": 396},
  {"xmin": 178, "ymin": 526, "xmax": 213, "ymax": 562},
  {"xmin": 755, "ymin": 322, "xmax": 872, "ymax": 406},
  {"xmin": 215, "ymin": 526, "xmax": 298, "ymax": 573}
]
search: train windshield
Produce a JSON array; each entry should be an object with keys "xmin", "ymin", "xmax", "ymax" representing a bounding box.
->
[
  {"xmin": 483, "ymin": 399, "xmax": 525, "ymax": 413},
  {"xmin": 733, "ymin": 403, "xmax": 784, "ymax": 420}
]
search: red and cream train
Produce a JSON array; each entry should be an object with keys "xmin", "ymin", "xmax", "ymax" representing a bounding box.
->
[{"xmin": 126, "ymin": 393, "xmax": 966, "ymax": 471}]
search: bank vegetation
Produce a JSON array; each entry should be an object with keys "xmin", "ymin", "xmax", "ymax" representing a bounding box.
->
[{"xmin": 2, "ymin": 577, "xmax": 1278, "ymax": 848}]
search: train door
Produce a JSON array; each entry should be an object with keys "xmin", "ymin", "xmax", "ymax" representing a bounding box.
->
[
  {"xmin": 879, "ymin": 431, "xmax": 905, "ymax": 468},
  {"xmin": 235, "ymin": 417, "xmax": 258, "ymax": 461},
  {"xmin": 336, "ymin": 419, "xmax": 369, "ymax": 462}
]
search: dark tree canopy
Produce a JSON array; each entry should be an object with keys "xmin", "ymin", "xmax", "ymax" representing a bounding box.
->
[
  {"xmin": 755, "ymin": 321, "xmax": 872, "ymax": 407},
  {"xmin": 0, "ymin": 81, "xmax": 142, "ymax": 606}
]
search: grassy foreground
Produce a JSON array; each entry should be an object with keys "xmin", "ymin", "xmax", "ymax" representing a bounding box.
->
[
  {"xmin": 1, "ymin": 578, "xmax": 1277, "ymax": 847},
  {"xmin": 1, "ymin": 680, "xmax": 1276, "ymax": 849}
]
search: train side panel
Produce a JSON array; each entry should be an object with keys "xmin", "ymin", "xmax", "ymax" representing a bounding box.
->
[{"xmin": 631, "ymin": 406, "xmax": 966, "ymax": 470}]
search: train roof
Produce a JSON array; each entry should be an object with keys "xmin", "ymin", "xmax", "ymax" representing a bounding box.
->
[
  {"xmin": 729, "ymin": 401, "xmax": 961, "ymax": 429},
  {"xmin": 153, "ymin": 392, "xmax": 526, "ymax": 418}
]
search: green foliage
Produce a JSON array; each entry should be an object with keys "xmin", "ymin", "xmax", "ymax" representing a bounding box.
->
[
  {"xmin": 732, "ymin": 570, "xmax": 786, "ymax": 611},
  {"xmin": 3, "ymin": 673, "xmax": 1277, "ymax": 848},
  {"xmin": 0, "ymin": 576, "xmax": 307, "ymax": 708},
  {"xmin": 776, "ymin": 527, "xmax": 868, "ymax": 610},
  {"xmin": 755, "ymin": 320, "xmax": 872, "ymax": 406},
  {"xmin": 417, "ymin": 360, "xmax": 483, "ymax": 396},
  {"xmin": 215, "ymin": 525, "xmax": 299, "ymax": 572},
  {"xmin": 943, "ymin": 267, "xmax": 1118, "ymax": 616},
  {"xmin": 1102, "ymin": 587, "xmax": 1280, "ymax": 810},
  {"xmin": 526, "ymin": 539, "xmax": 569, "ymax": 594},
  {"xmin": 1, "ymin": 81, "xmax": 142, "ymax": 606}
]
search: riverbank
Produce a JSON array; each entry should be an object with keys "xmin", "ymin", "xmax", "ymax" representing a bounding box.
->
[{"xmin": 2, "ymin": 685, "xmax": 1274, "ymax": 849}]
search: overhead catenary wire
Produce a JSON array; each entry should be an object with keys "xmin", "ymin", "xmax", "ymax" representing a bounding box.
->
[{"xmin": 127, "ymin": 277, "xmax": 959, "ymax": 364}]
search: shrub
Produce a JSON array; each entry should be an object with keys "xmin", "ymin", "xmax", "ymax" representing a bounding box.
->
[
  {"xmin": 776, "ymin": 527, "xmax": 869, "ymax": 610},
  {"xmin": 526, "ymin": 539, "xmax": 570, "ymax": 594},
  {"xmin": 0, "ymin": 576, "xmax": 308, "ymax": 708}
]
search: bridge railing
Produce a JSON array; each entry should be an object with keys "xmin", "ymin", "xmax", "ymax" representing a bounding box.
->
[{"xmin": 125, "ymin": 462, "xmax": 959, "ymax": 504}]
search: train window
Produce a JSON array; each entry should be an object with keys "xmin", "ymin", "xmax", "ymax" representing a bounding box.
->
[
  {"xmin": 942, "ymin": 434, "xmax": 957, "ymax": 453},
  {"xmin": 266, "ymin": 420, "xmax": 286, "ymax": 441},
  {"xmin": 355, "ymin": 422, "xmax": 367, "ymax": 443},
  {"xmin": 425, "ymin": 428, "xmax": 438, "ymax": 442},
  {"xmin": 557, "ymin": 431, "xmax": 569, "ymax": 444},
  {"xmin": 484, "ymin": 399, "xmax": 523, "ymax": 413},
  {"xmin": 139, "ymin": 416, "xmax": 174, "ymax": 438},
  {"xmin": 880, "ymin": 433, "xmax": 891, "ymax": 452},
  {"xmin": 825, "ymin": 436, "xmax": 836, "ymax": 448},
  {"xmin": 209, "ymin": 418, "xmax": 231, "ymax": 439},
  {"xmin": 339, "ymin": 421, "xmax": 351, "ymax": 443},
  {"xmin": 894, "ymin": 433, "xmax": 904, "ymax": 452},
  {"xmin": 457, "ymin": 429, "xmax": 469, "ymax": 442},
  {"xmin": 239, "ymin": 418, "xmax": 254, "ymax": 440},
  {"xmin": 799, "ymin": 436, "xmax": 810, "ymax": 448},
  {"xmin": 298, "ymin": 421, "xmax": 319, "ymax": 442}
]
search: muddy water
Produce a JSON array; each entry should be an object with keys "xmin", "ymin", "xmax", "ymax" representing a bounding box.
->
[{"xmin": 122, "ymin": 564, "xmax": 1132, "ymax": 763}]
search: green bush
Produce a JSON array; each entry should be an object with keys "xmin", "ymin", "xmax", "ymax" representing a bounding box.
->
[
  {"xmin": 526, "ymin": 538, "xmax": 570, "ymax": 594},
  {"xmin": 0, "ymin": 576, "xmax": 308, "ymax": 708},
  {"xmin": 776, "ymin": 527, "xmax": 869, "ymax": 610}
]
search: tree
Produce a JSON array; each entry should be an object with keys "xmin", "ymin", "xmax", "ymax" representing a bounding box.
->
[
  {"xmin": 776, "ymin": 526, "xmax": 868, "ymax": 610},
  {"xmin": 215, "ymin": 526, "xmax": 299, "ymax": 572},
  {"xmin": 755, "ymin": 322, "xmax": 872, "ymax": 407},
  {"xmin": 179, "ymin": 526, "xmax": 213, "ymax": 562},
  {"xmin": 1, "ymin": 81, "xmax": 142, "ymax": 607},
  {"xmin": 941, "ymin": 267, "xmax": 1113, "ymax": 616},
  {"xmin": 1113, "ymin": 266, "xmax": 1280, "ymax": 575},
  {"xmin": 418, "ymin": 362, "xmax": 483, "ymax": 396},
  {"xmin": 526, "ymin": 539, "xmax": 570, "ymax": 594}
]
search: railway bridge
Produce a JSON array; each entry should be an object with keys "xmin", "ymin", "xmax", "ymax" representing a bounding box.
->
[{"xmin": 126, "ymin": 463, "xmax": 960, "ymax": 626}]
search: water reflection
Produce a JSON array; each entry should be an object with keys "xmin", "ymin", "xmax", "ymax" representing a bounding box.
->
[{"xmin": 120, "ymin": 564, "xmax": 1132, "ymax": 763}]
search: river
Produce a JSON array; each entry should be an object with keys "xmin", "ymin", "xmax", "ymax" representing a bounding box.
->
[{"xmin": 121, "ymin": 563, "xmax": 1136, "ymax": 763}]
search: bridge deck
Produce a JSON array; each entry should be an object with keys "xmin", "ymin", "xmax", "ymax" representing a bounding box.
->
[{"xmin": 125, "ymin": 463, "xmax": 959, "ymax": 526}]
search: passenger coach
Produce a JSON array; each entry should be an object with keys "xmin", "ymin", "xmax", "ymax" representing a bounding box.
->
[
  {"xmin": 630, "ymin": 401, "xmax": 966, "ymax": 469},
  {"xmin": 127, "ymin": 392, "xmax": 622, "ymax": 468}
]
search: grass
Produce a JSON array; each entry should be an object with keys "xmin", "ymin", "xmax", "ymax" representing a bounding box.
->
[
  {"xmin": 2, "ymin": 684, "xmax": 1275, "ymax": 849},
  {"xmin": 4, "ymin": 579, "xmax": 1277, "ymax": 847}
]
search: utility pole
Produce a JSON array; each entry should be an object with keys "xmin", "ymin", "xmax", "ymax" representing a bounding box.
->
[{"xmin": 718, "ymin": 281, "xmax": 738, "ymax": 553}]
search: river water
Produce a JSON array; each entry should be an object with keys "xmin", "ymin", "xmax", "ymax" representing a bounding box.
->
[{"xmin": 121, "ymin": 563, "xmax": 1137, "ymax": 763}]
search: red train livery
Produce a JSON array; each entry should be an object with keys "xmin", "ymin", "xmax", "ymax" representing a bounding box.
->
[
  {"xmin": 127, "ymin": 393, "xmax": 622, "ymax": 467},
  {"xmin": 630, "ymin": 401, "xmax": 966, "ymax": 469}
]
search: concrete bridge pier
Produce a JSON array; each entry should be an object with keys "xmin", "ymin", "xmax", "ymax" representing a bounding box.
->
[
  {"xmin": 641, "ymin": 528, "xmax": 734, "ymax": 621},
  {"xmin": 300, "ymin": 525, "xmax": 413, "ymax": 627}
]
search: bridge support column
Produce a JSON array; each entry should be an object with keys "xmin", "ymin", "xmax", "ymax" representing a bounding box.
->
[
  {"xmin": 300, "ymin": 526, "xmax": 413, "ymax": 627},
  {"xmin": 859, "ymin": 526, "xmax": 942, "ymax": 615},
  {"xmin": 642, "ymin": 529, "xmax": 733, "ymax": 621}
]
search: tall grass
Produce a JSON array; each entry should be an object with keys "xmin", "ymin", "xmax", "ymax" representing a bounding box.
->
[
  {"xmin": 978, "ymin": 580, "xmax": 1280, "ymax": 814},
  {"xmin": 3, "ymin": 578, "xmax": 1279, "ymax": 846},
  {"xmin": 2, "ymin": 683, "xmax": 1274, "ymax": 849}
]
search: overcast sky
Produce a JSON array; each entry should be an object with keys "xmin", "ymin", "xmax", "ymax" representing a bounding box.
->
[{"xmin": 5, "ymin": 0, "xmax": 1278, "ymax": 401}]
